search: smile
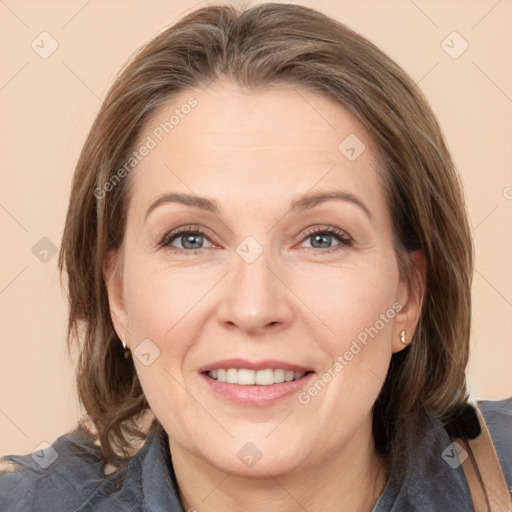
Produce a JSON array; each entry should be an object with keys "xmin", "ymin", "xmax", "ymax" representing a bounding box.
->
[{"xmin": 206, "ymin": 368, "xmax": 307, "ymax": 385}]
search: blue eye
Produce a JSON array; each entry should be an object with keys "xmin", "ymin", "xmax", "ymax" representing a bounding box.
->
[
  {"xmin": 300, "ymin": 226, "xmax": 352, "ymax": 251},
  {"xmin": 160, "ymin": 226, "xmax": 212, "ymax": 252},
  {"xmin": 159, "ymin": 225, "xmax": 352, "ymax": 254}
]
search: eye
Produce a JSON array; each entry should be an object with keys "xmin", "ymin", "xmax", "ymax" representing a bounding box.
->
[
  {"xmin": 159, "ymin": 224, "xmax": 353, "ymax": 254},
  {"xmin": 298, "ymin": 225, "xmax": 352, "ymax": 252},
  {"xmin": 159, "ymin": 225, "xmax": 214, "ymax": 253}
]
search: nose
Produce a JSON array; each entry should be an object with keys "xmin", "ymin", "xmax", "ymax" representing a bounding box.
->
[{"xmin": 215, "ymin": 245, "xmax": 295, "ymax": 336}]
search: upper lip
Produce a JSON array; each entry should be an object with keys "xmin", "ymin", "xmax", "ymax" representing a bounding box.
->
[{"xmin": 199, "ymin": 358, "xmax": 313, "ymax": 373}]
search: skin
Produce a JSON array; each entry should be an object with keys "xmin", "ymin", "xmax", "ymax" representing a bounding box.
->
[{"xmin": 105, "ymin": 80, "xmax": 425, "ymax": 512}]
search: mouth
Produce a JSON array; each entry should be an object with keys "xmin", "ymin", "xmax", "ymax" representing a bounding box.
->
[{"xmin": 198, "ymin": 358, "xmax": 315, "ymax": 406}]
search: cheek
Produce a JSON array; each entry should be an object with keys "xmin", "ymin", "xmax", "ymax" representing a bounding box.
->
[
  {"xmin": 293, "ymin": 261, "xmax": 399, "ymax": 419},
  {"xmin": 123, "ymin": 255, "xmax": 214, "ymax": 340},
  {"xmin": 121, "ymin": 258, "xmax": 211, "ymax": 440},
  {"xmin": 297, "ymin": 259, "xmax": 399, "ymax": 350}
]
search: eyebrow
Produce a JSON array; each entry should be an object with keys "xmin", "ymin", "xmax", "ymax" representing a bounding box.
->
[{"xmin": 145, "ymin": 190, "xmax": 373, "ymax": 222}]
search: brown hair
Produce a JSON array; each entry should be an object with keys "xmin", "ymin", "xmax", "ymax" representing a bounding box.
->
[{"xmin": 59, "ymin": 2, "xmax": 473, "ymax": 482}]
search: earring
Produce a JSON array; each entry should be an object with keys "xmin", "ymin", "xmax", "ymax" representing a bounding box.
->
[
  {"xmin": 121, "ymin": 333, "xmax": 130, "ymax": 359},
  {"xmin": 400, "ymin": 330, "xmax": 407, "ymax": 345}
]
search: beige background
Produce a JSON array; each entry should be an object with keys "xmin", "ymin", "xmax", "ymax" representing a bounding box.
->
[{"xmin": 1, "ymin": 0, "xmax": 511, "ymax": 455}]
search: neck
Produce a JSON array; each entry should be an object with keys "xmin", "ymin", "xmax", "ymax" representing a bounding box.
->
[{"xmin": 169, "ymin": 414, "xmax": 388, "ymax": 512}]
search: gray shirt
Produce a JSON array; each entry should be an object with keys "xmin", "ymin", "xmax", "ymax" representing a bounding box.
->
[{"xmin": 1, "ymin": 397, "xmax": 511, "ymax": 511}]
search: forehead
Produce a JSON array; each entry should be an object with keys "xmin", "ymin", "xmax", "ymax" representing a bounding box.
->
[
  {"xmin": 127, "ymin": 81, "xmax": 386, "ymax": 222},
  {"xmin": 141, "ymin": 81, "xmax": 376, "ymax": 154}
]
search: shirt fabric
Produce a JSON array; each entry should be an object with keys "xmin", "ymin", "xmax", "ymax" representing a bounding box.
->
[{"xmin": 1, "ymin": 397, "xmax": 511, "ymax": 511}]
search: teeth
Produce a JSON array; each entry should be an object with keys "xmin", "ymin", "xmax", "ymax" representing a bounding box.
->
[
  {"xmin": 274, "ymin": 369, "xmax": 285, "ymax": 383},
  {"xmin": 226, "ymin": 368, "xmax": 238, "ymax": 384},
  {"xmin": 207, "ymin": 368, "xmax": 307, "ymax": 385},
  {"xmin": 255, "ymin": 369, "xmax": 274, "ymax": 385},
  {"xmin": 238, "ymin": 369, "xmax": 255, "ymax": 385}
]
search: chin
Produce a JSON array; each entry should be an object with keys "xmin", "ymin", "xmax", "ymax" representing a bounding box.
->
[
  {"xmin": 195, "ymin": 431, "xmax": 312, "ymax": 478},
  {"xmin": 214, "ymin": 450, "xmax": 306, "ymax": 479}
]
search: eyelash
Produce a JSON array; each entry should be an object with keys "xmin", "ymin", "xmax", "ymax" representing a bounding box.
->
[{"xmin": 158, "ymin": 224, "xmax": 353, "ymax": 255}]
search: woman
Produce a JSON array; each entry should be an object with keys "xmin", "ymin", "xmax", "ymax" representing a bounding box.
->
[{"xmin": 1, "ymin": 3, "xmax": 510, "ymax": 511}]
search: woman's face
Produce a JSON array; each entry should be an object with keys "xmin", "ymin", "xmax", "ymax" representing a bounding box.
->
[{"xmin": 106, "ymin": 81, "xmax": 422, "ymax": 477}]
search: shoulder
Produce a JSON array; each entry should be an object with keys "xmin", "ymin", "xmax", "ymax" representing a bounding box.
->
[
  {"xmin": 0, "ymin": 426, "xmax": 133, "ymax": 512},
  {"xmin": 477, "ymin": 396, "xmax": 512, "ymax": 492},
  {"xmin": 375, "ymin": 402, "xmax": 512, "ymax": 511},
  {"xmin": 0, "ymin": 421, "xmax": 181, "ymax": 512}
]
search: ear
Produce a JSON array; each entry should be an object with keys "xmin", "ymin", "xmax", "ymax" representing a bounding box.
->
[
  {"xmin": 392, "ymin": 250, "xmax": 427, "ymax": 353},
  {"xmin": 103, "ymin": 249, "xmax": 129, "ymax": 346}
]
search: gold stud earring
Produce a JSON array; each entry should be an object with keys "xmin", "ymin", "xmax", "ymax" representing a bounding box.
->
[{"xmin": 400, "ymin": 330, "xmax": 407, "ymax": 345}]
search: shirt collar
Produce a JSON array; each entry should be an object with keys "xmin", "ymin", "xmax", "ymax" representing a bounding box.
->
[{"xmin": 140, "ymin": 421, "xmax": 185, "ymax": 512}]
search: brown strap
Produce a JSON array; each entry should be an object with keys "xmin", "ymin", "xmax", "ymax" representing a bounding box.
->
[{"xmin": 459, "ymin": 404, "xmax": 512, "ymax": 512}]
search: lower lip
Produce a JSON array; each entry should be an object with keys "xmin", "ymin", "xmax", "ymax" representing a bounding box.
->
[{"xmin": 199, "ymin": 372, "xmax": 315, "ymax": 407}]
